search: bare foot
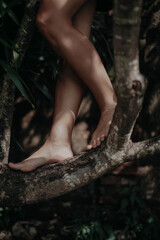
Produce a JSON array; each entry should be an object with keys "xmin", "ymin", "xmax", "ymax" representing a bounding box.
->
[
  {"xmin": 8, "ymin": 139, "xmax": 73, "ymax": 172},
  {"xmin": 86, "ymin": 106, "xmax": 116, "ymax": 150}
]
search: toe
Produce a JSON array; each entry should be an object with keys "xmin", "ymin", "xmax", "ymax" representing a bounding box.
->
[
  {"xmin": 9, "ymin": 161, "xmax": 32, "ymax": 172},
  {"xmin": 97, "ymin": 138, "xmax": 101, "ymax": 146},
  {"xmin": 86, "ymin": 144, "xmax": 93, "ymax": 150},
  {"xmin": 86, "ymin": 137, "xmax": 96, "ymax": 150},
  {"xmin": 8, "ymin": 162, "xmax": 22, "ymax": 171},
  {"xmin": 92, "ymin": 139, "xmax": 97, "ymax": 148},
  {"xmin": 86, "ymin": 139, "xmax": 93, "ymax": 150},
  {"xmin": 100, "ymin": 134, "xmax": 105, "ymax": 141}
]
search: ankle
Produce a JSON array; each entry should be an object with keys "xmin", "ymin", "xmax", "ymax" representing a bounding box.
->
[
  {"xmin": 46, "ymin": 131, "xmax": 71, "ymax": 147},
  {"xmin": 99, "ymin": 92, "xmax": 117, "ymax": 113},
  {"xmin": 101, "ymin": 101, "xmax": 117, "ymax": 113}
]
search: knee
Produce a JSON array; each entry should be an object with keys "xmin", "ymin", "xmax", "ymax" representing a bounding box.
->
[
  {"xmin": 36, "ymin": 11, "xmax": 49, "ymax": 34},
  {"xmin": 36, "ymin": 8, "xmax": 67, "ymax": 44},
  {"xmin": 37, "ymin": 12, "xmax": 69, "ymax": 50}
]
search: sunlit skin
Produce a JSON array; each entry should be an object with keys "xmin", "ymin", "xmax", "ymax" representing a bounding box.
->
[{"xmin": 9, "ymin": 0, "xmax": 117, "ymax": 172}]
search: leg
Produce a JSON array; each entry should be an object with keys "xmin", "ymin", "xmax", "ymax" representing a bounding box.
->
[
  {"xmin": 49, "ymin": 0, "xmax": 96, "ymax": 142},
  {"xmin": 36, "ymin": 0, "xmax": 117, "ymax": 149},
  {"xmin": 8, "ymin": 0, "xmax": 96, "ymax": 172}
]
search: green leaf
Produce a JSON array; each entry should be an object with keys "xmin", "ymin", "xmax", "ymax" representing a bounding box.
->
[
  {"xmin": 0, "ymin": 60, "xmax": 34, "ymax": 108},
  {"xmin": 2, "ymin": 1, "xmax": 7, "ymax": 9},
  {"xmin": 13, "ymin": 50, "xmax": 20, "ymax": 68},
  {"xmin": 0, "ymin": 38, "xmax": 19, "ymax": 54},
  {"xmin": 148, "ymin": 217, "xmax": 154, "ymax": 224},
  {"xmin": 7, "ymin": 9, "xmax": 19, "ymax": 25},
  {"xmin": 92, "ymin": 19, "xmax": 105, "ymax": 29},
  {"xmin": 15, "ymin": 139, "xmax": 24, "ymax": 152},
  {"xmin": 118, "ymin": 198, "xmax": 129, "ymax": 213},
  {"xmin": 0, "ymin": 37, "xmax": 12, "ymax": 49}
]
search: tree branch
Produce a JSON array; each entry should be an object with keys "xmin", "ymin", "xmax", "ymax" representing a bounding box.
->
[
  {"xmin": 0, "ymin": 0, "xmax": 39, "ymax": 164},
  {"xmin": 1, "ymin": 135, "xmax": 160, "ymax": 206},
  {"xmin": 0, "ymin": 145, "xmax": 132, "ymax": 206},
  {"xmin": 127, "ymin": 136, "xmax": 160, "ymax": 165},
  {"xmin": 106, "ymin": 0, "xmax": 146, "ymax": 153}
]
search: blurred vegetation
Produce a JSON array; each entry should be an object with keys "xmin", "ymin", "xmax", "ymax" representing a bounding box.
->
[{"xmin": 0, "ymin": 183, "xmax": 160, "ymax": 239}]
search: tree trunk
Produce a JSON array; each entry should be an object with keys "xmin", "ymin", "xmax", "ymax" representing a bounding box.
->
[{"xmin": 0, "ymin": 0, "xmax": 38, "ymax": 164}]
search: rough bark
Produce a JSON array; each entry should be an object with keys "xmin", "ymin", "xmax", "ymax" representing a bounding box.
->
[
  {"xmin": 106, "ymin": 0, "xmax": 146, "ymax": 153},
  {"xmin": 127, "ymin": 136, "xmax": 160, "ymax": 165},
  {"xmin": 1, "ymin": 135, "xmax": 160, "ymax": 206},
  {"xmin": 0, "ymin": 0, "xmax": 160, "ymax": 206},
  {"xmin": 0, "ymin": 76, "xmax": 15, "ymax": 164},
  {"xmin": 138, "ymin": 0, "xmax": 160, "ymax": 201},
  {"xmin": 0, "ymin": 0, "xmax": 38, "ymax": 164}
]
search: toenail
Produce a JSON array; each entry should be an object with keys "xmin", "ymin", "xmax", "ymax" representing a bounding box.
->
[{"xmin": 87, "ymin": 145, "xmax": 92, "ymax": 149}]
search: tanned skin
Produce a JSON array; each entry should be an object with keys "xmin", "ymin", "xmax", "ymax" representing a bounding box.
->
[{"xmin": 9, "ymin": 0, "xmax": 117, "ymax": 172}]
